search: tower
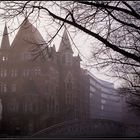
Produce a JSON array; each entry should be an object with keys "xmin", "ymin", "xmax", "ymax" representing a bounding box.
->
[
  {"xmin": 57, "ymin": 29, "xmax": 84, "ymax": 120},
  {"xmin": 0, "ymin": 23, "xmax": 10, "ymax": 96},
  {"xmin": 0, "ymin": 23, "xmax": 10, "ymax": 62}
]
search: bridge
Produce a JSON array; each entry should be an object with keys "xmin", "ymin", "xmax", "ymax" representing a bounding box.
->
[{"xmin": 31, "ymin": 119, "xmax": 140, "ymax": 138}]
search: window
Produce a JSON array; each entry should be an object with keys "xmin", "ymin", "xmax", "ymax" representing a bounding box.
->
[
  {"xmin": 0, "ymin": 69, "xmax": 7, "ymax": 77},
  {"xmin": 25, "ymin": 53, "xmax": 31, "ymax": 60},
  {"xmin": 55, "ymin": 105, "xmax": 59, "ymax": 113},
  {"xmin": 34, "ymin": 104, "xmax": 39, "ymax": 113},
  {"xmin": 0, "ymin": 69, "xmax": 2, "ymax": 77},
  {"xmin": 109, "ymin": 95, "xmax": 120, "ymax": 102},
  {"xmin": 101, "ymin": 99, "xmax": 106, "ymax": 104},
  {"xmin": 15, "ymin": 69, "xmax": 17, "ymax": 77},
  {"xmin": 12, "ymin": 103, "xmax": 19, "ymax": 112},
  {"xmin": 66, "ymin": 93, "xmax": 70, "ymax": 104},
  {"xmin": 66, "ymin": 82, "xmax": 72, "ymax": 90},
  {"xmin": 62, "ymin": 53, "xmax": 72, "ymax": 65},
  {"xmin": 90, "ymin": 93, "xmax": 94, "ymax": 98},
  {"xmin": 62, "ymin": 55, "xmax": 65, "ymax": 63},
  {"xmin": 34, "ymin": 67, "xmax": 41, "ymax": 76},
  {"xmin": 101, "ymin": 93, "xmax": 108, "ymax": 99},
  {"xmin": 22, "ymin": 52, "xmax": 31, "ymax": 60},
  {"xmin": 3, "ymin": 84, "xmax": 7, "ymax": 92},
  {"xmin": 23, "ymin": 102, "xmax": 28, "ymax": 112},
  {"xmin": 101, "ymin": 105, "xmax": 104, "ymax": 110},
  {"xmin": 65, "ymin": 53, "xmax": 72, "ymax": 65},
  {"xmin": 65, "ymin": 72, "xmax": 73, "ymax": 90},
  {"xmin": 23, "ymin": 69, "xmax": 30, "ymax": 77},
  {"xmin": 0, "ymin": 83, "xmax": 7, "ymax": 93},
  {"xmin": 23, "ymin": 101, "xmax": 33, "ymax": 112},
  {"xmin": 11, "ymin": 69, "xmax": 17, "ymax": 77},
  {"xmin": 3, "ymin": 69, "xmax": 7, "ymax": 77},
  {"xmin": 90, "ymin": 86, "xmax": 96, "ymax": 92},
  {"xmin": 0, "ymin": 83, "xmax": 2, "ymax": 92},
  {"xmin": 11, "ymin": 84, "xmax": 16, "ymax": 92},
  {"xmin": 90, "ymin": 79, "xmax": 96, "ymax": 86},
  {"xmin": 29, "ymin": 103, "xmax": 33, "ymax": 112},
  {"xmin": 11, "ymin": 69, "xmax": 14, "ymax": 77}
]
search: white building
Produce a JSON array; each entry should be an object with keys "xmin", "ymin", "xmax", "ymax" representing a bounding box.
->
[{"xmin": 85, "ymin": 71, "xmax": 122, "ymax": 122}]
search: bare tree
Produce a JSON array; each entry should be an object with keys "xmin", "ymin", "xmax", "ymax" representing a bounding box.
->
[{"xmin": 0, "ymin": 1, "xmax": 140, "ymax": 109}]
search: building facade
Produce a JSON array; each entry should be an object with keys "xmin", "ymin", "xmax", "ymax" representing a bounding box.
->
[
  {"xmin": 85, "ymin": 71, "xmax": 122, "ymax": 122},
  {"xmin": 0, "ymin": 19, "xmax": 89, "ymax": 136}
]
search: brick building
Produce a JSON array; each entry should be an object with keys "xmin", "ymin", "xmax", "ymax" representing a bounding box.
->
[{"xmin": 0, "ymin": 19, "xmax": 89, "ymax": 136}]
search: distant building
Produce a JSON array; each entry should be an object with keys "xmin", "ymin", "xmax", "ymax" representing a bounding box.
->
[
  {"xmin": 0, "ymin": 19, "xmax": 89, "ymax": 136},
  {"xmin": 85, "ymin": 71, "xmax": 122, "ymax": 122}
]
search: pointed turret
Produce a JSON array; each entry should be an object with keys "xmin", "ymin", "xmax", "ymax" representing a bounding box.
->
[
  {"xmin": 52, "ymin": 44, "xmax": 56, "ymax": 52},
  {"xmin": 1, "ymin": 23, "xmax": 10, "ymax": 49},
  {"xmin": 58, "ymin": 29, "xmax": 73, "ymax": 54},
  {"xmin": 77, "ymin": 54, "xmax": 82, "ymax": 61},
  {"xmin": 11, "ymin": 18, "xmax": 46, "ymax": 52}
]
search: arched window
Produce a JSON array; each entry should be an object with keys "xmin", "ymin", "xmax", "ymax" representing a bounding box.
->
[
  {"xmin": 3, "ymin": 69, "xmax": 7, "ymax": 77},
  {"xmin": 0, "ymin": 83, "xmax": 2, "ymax": 93},
  {"xmin": 23, "ymin": 102, "xmax": 28, "ymax": 112},
  {"xmin": 11, "ymin": 69, "xmax": 17, "ymax": 77},
  {"xmin": 0, "ymin": 83, "xmax": 7, "ymax": 93},
  {"xmin": 3, "ymin": 84, "xmax": 7, "ymax": 92},
  {"xmin": 11, "ymin": 84, "xmax": 16, "ymax": 92},
  {"xmin": 0, "ymin": 69, "xmax": 2, "ymax": 77},
  {"xmin": 65, "ymin": 72, "xmax": 73, "ymax": 90},
  {"xmin": 0, "ymin": 69, "xmax": 7, "ymax": 77}
]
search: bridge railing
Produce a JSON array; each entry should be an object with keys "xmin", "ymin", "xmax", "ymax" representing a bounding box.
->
[{"xmin": 31, "ymin": 119, "xmax": 126, "ymax": 138}]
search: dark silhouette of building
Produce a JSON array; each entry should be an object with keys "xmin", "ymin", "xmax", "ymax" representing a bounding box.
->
[{"xmin": 0, "ymin": 19, "xmax": 89, "ymax": 136}]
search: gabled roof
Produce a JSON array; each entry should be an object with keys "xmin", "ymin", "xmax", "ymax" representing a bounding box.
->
[
  {"xmin": 58, "ymin": 29, "xmax": 73, "ymax": 53},
  {"xmin": 11, "ymin": 19, "xmax": 46, "ymax": 52},
  {"xmin": 0, "ymin": 23, "xmax": 10, "ymax": 49}
]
